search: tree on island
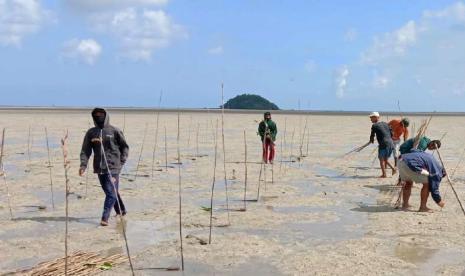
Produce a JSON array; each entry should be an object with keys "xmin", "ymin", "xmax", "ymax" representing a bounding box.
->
[{"xmin": 222, "ymin": 94, "xmax": 279, "ymax": 110}]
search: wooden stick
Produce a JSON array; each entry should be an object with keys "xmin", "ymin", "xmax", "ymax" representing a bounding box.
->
[
  {"xmin": 187, "ymin": 116, "xmax": 192, "ymax": 148},
  {"xmin": 151, "ymin": 93, "xmax": 162, "ymax": 179},
  {"xmin": 243, "ymin": 130, "xmax": 248, "ymax": 210},
  {"xmin": 164, "ymin": 126, "xmax": 168, "ymax": 171},
  {"xmin": 45, "ymin": 127, "xmax": 55, "ymax": 209},
  {"xmin": 0, "ymin": 128, "xmax": 13, "ymax": 219},
  {"xmin": 133, "ymin": 123, "xmax": 148, "ymax": 182},
  {"xmin": 289, "ymin": 127, "xmax": 295, "ymax": 159},
  {"xmin": 176, "ymin": 113, "xmax": 185, "ymax": 270},
  {"xmin": 436, "ymin": 149, "xmax": 465, "ymax": 215},
  {"xmin": 60, "ymin": 130, "xmax": 70, "ymax": 276},
  {"xmin": 195, "ymin": 123, "xmax": 200, "ymax": 157},
  {"xmin": 26, "ymin": 125, "xmax": 31, "ymax": 171},
  {"xmin": 209, "ymin": 119, "xmax": 219, "ymax": 244},
  {"xmin": 299, "ymin": 118, "xmax": 308, "ymax": 158},
  {"xmin": 280, "ymin": 117, "xmax": 287, "ymax": 171},
  {"xmin": 256, "ymin": 162, "xmax": 263, "ymax": 201},
  {"xmin": 305, "ymin": 120, "xmax": 310, "ymax": 157},
  {"xmin": 84, "ymin": 121, "xmax": 90, "ymax": 198},
  {"xmin": 122, "ymin": 112, "xmax": 126, "ymax": 134},
  {"xmin": 220, "ymin": 83, "xmax": 231, "ymax": 224}
]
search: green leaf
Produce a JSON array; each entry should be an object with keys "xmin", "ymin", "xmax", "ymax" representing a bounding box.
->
[{"xmin": 99, "ymin": 262, "xmax": 113, "ymax": 270}]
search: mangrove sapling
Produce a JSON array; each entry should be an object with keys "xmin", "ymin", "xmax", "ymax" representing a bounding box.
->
[
  {"xmin": 243, "ymin": 130, "xmax": 248, "ymax": 210},
  {"xmin": 45, "ymin": 127, "xmax": 55, "ymax": 209},
  {"xmin": 151, "ymin": 92, "xmax": 163, "ymax": 179},
  {"xmin": 209, "ymin": 119, "xmax": 219, "ymax": 244}
]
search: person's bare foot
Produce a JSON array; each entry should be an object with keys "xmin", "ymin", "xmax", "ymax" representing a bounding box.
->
[
  {"xmin": 100, "ymin": 220, "xmax": 109, "ymax": 226},
  {"xmin": 379, "ymin": 175, "xmax": 387, "ymax": 178},
  {"xmin": 418, "ymin": 207, "xmax": 433, "ymax": 213},
  {"xmin": 392, "ymin": 168, "xmax": 397, "ymax": 176}
]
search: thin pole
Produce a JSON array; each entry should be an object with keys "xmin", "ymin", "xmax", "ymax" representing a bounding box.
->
[
  {"xmin": 151, "ymin": 91, "xmax": 163, "ymax": 179},
  {"xmin": 257, "ymin": 162, "xmax": 263, "ymax": 201},
  {"xmin": 187, "ymin": 116, "xmax": 192, "ymax": 148},
  {"xmin": 84, "ymin": 121, "xmax": 90, "ymax": 198},
  {"xmin": 305, "ymin": 118, "xmax": 310, "ymax": 157},
  {"xmin": 0, "ymin": 128, "xmax": 13, "ymax": 219},
  {"xmin": 220, "ymin": 83, "xmax": 230, "ymax": 224},
  {"xmin": 177, "ymin": 113, "xmax": 185, "ymax": 270},
  {"xmin": 280, "ymin": 117, "xmax": 287, "ymax": 171},
  {"xmin": 99, "ymin": 130, "xmax": 135, "ymax": 275},
  {"xmin": 243, "ymin": 130, "xmax": 248, "ymax": 210},
  {"xmin": 26, "ymin": 126, "xmax": 31, "ymax": 171},
  {"xmin": 436, "ymin": 149, "xmax": 465, "ymax": 216},
  {"xmin": 195, "ymin": 123, "xmax": 200, "ymax": 157},
  {"xmin": 60, "ymin": 131, "xmax": 70, "ymax": 276},
  {"xmin": 164, "ymin": 126, "xmax": 168, "ymax": 171},
  {"xmin": 45, "ymin": 127, "xmax": 55, "ymax": 209},
  {"xmin": 133, "ymin": 123, "xmax": 148, "ymax": 181},
  {"xmin": 209, "ymin": 119, "xmax": 219, "ymax": 244},
  {"xmin": 122, "ymin": 112, "xmax": 126, "ymax": 134},
  {"xmin": 299, "ymin": 118, "xmax": 308, "ymax": 158}
]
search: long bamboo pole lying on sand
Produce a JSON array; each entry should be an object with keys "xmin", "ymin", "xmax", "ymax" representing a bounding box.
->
[
  {"xmin": 436, "ymin": 149, "xmax": 465, "ymax": 216},
  {"xmin": 60, "ymin": 130, "xmax": 70, "ymax": 275},
  {"xmin": 220, "ymin": 83, "xmax": 231, "ymax": 224},
  {"xmin": 45, "ymin": 127, "xmax": 55, "ymax": 209},
  {"xmin": 209, "ymin": 119, "xmax": 219, "ymax": 244},
  {"xmin": 176, "ymin": 113, "xmax": 185, "ymax": 270},
  {"xmin": 0, "ymin": 128, "xmax": 13, "ymax": 219}
]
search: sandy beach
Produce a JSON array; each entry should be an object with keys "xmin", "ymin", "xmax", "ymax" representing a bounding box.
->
[{"xmin": 1, "ymin": 109, "xmax": 465, "ymax": 275}]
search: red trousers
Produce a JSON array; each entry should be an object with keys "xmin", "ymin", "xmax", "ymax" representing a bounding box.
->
[{"xmin": 262, "ymin": 138, "xmax": 275, "ymax": 163}]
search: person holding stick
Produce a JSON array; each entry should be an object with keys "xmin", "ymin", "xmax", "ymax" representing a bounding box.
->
[
  {"xmin": 369, "ymin": 112, "xmax": 396, "ymax": 178},
  {"xmin": 398, "ymin": 149, "xmax": 445, "ymax": 212},
  {"xmin": 79, "ymin": 108, "xmax": 129, "ymax": 226},
  {"xmin": 388, "ymin": 118, "xmax": 410, "ymax": 166},
  {"xmin": 258, "ymin": 112, "xmax": 277, "ymax": 164}
]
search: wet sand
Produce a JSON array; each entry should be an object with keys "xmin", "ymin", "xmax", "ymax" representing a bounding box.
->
[{"xmin": 0, "ymin": 110, "xmax": 465, "ymax": 275}]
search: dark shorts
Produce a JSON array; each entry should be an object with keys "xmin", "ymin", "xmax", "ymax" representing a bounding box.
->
[{"xmin": 378, "ymin": 146, "xmax": 393, "ymax": 159}]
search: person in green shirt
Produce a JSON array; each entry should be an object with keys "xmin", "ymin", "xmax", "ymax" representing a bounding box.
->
[
  {"xmin": 399, "ymin": 137, "xmax": 441, "ymax": 155},
  {"xmin": 258, "ymin": 112, "xmax": 278, "ymax": 164}
]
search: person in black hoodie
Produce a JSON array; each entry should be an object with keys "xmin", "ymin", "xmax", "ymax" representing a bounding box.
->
[{"xmin": 79, "ymin": 108, "xmax": 129, "ymax": 226}]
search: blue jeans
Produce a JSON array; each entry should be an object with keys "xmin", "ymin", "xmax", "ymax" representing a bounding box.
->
[{"xmin": 98, "ymin": 174, "xmax": 126, "ymax": 222}]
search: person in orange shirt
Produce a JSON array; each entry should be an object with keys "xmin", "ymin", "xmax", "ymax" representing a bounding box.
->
[{"xmin": 388, "ymin": 118, "xmax": 410, "ymax": 166}]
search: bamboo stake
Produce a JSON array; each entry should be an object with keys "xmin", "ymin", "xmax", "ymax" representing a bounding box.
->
[
  {"xmin": 151, "ymin": 92, "xmax": 163, "ymax": 180},
  {"xmin": 26, "ymin": 125, "xmax": 31, "ymax": 172},
  {"xmin": 243, "ymin": 130, "xmax": 248, "ymax": 210},
  {"xmin": 60, "ymin": 130, "xmax": 70, "ymax": 275},
  {"xmin": 256, "ymin": 162, "xmax": 263, "ymax": 201},
  {"xmin": 164, "ymin": 126, "xmax": 168, "ymax": 171},
  {"xmin": 195, "ymin": 123, "xmax": 200, "ymax": 157},
  {"xmin": 84, "ymin": 121, "xmax": 90, "ymax": 198},
  {"xmin": 0, "ymin": 128, "xmax": 13, "ymax": 219},
  {"xmin": 187, "ymin": 116, "xmax": 192, "ymax": 148},
  {"xmin": 436, "ymin": 149, "xmax": 465, "ymax": 216},
  {"xmin": 305, "ymin": 120, "xmax": 310, "ymax": 157},
  {"xmin": 176, "ymin": 112, "xmax": 185, "ymax": 270},
  {"xmin": 45, "ymin": 127, "xmax": 55, "ymax": 209},
  {"xmin": 299, "ymin": 118, "xmax": 308, "ymax": 158},
  {"xmin": 220, "ymin": 83, "xmax": 231, "ymax": 224},
  {"xmin": 209, "ymin": 119, "xmax": 219, "ymax": 244},
  {"xmin": 98, "ymin": 129, "xmax": 135, "ymax": 275},
  {"xmin": 289, "ymin": 128, "xmax": 295, "ymax": 159},
  {"xmin": 133, "ymin": 123, "xmax": 148, "ymax": 182},
  {"xmin": 122, "ymin": 112, "xmax": 126, "ymax": 134},
  {"xmin": 280, "ymin": 117, "xmax": 287, "ymax": 171}
]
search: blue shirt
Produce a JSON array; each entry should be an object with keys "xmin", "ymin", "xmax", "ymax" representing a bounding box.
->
[{"xmin": 401, "ymin": 151, "xmax": 445, "ymax": 203}]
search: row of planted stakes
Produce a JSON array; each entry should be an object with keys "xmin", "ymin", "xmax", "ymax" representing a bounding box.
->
[{"xmin": 1, "ymin": 113, "xmax": 315, "ymax": 276}]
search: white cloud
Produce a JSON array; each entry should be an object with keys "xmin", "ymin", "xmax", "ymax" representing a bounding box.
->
[
  {"xmin": 304, "ymin": 60, "xmax": 317, "ymax": 73},
  {"xmin": 361, "ymin": 20, "xmax": 418, "ymax": 65},
  {"xmin": 423, "ymin": 2, "xmax": 465, "ymax": 21},
  {"xmin": 82, "ymin": 7, "xmax": 186, "ymax": 61},
  {"xmin": 66, "ymin": 0, "xmax": 169, "ymax": 12},
  {"xmin": 372, "ymin": 73, "xmax": 389, "ymax": 89},
  {"xmin": 344, "ymin": 28, "xmax": 358, "ymax": 42},
  {"xmin": 0, "ymin": 0, "xmax": 52, "ymax": 46},
  {"xmin": 335, "ymin": 65, "xmax": 349, "ymax": 98},
  {"xmin": 62, "ymin": 39, "xmax": 102, "ymax": 65},
  {"xmin": 208, "ymin": 46, "xmax": 223, "ymax": 55}
]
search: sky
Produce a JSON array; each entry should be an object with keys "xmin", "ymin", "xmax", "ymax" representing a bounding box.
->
[{"xmin": 1, "ymin": 0, "xmax": 465, "ymax": 111}]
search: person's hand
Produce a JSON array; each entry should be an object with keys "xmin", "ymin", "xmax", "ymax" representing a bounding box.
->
[
  {"xmin": 79, "ymin": 167, "xmax": 85, "ymax": 176},
  {"xmin": 438, "ymin": 201, "xmax": 445, "ymax": 208},
  {"xmin": 420, "ymin": 169, "xmax": 430, "ymax": 176}
]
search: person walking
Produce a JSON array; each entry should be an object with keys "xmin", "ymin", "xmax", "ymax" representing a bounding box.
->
[
  {"xmin": 369, "ymin": 112, "xmax": 396, "ymax": 178},
  {"xmin": 79, "ymin": 108, "xmax": 129, "ymax": 226},
  {"xmin": 258, "ymin": 112, "xmax": 278, "ymax": 164}
]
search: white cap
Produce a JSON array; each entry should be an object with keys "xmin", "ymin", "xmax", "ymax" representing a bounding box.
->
[{"xmin": 369, "ymin": 112, "xmax": 380, "ymax": 117}]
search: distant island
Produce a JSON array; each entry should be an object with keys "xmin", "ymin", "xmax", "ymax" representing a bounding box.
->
[{"xmin": 223, "ymin": 94, "xmax": 279, "ymax": 110}]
